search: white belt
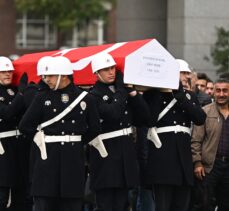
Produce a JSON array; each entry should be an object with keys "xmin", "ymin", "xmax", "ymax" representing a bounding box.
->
[
  {"xmin": 100, "ymin": 127, "xmax": 133, "ymax": 140},
  {"xmin": 0, "ymin": 130, "xmax": 21, "ymax": 139},
  {"xmin": 155, "ymin": 125, "xmax": 191, "ymax": 135},
  {"xmin": 45, "ymin": 135, "xmax": 82, "ymax": 143}
]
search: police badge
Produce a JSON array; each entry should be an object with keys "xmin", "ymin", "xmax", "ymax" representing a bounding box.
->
[
  {"xmin": 61, "ymin": 94, "xmax": 69, "ymax": 103},
  {"xmin": 7, "ymin": 89, "xmax": 15, "ymax": 96},
  {"xmin": 80, "ymin": 101, "xmax": 87, "ymax": 110}
]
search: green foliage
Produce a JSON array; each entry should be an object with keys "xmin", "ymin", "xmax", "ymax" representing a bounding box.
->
[
  {"xmin": 15, "ymin": 0, "xmax": 115, "ymax": 28},
  {"xmin": 211, "ymin": 27, "xmax": 229, "ymax": 75}
]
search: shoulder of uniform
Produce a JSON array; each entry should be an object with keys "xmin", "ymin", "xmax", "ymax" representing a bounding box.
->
[
  {"xmin": 184, "ymin": 90, "xmax": 198, "ymax": 100},
  {"xmin": 89, "ymin": 89, "xmax": 97, "ymax": 96},
  {"xmin": 184, "ymin": 89, "xmax": 195, "ymax": 96},
  {"xmin": 10, "ymin": 86, "xmax": 18, "ymax": 92},
  {"xmin": 36, "ymin": 89, "xmax": 50, "ymax": 98},
  {"xmin": 89, "ymin": 87, "xmax": 102, "ymax": 98},
  {"xmin": 83, "ymin": 92, "xmax": 96, "ymax": 101}
]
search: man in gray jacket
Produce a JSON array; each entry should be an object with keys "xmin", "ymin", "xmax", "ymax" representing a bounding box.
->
[{"xmin": 191, "ymin": 78, "xmax": 229, "ymax": 211}]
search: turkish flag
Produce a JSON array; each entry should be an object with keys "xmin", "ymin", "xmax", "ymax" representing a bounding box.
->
[{"xmin": 13, "ymin": 38, "xmax": 179, "ymax": 89}]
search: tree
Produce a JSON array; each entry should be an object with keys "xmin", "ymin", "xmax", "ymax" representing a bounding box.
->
[
  {"xmin": 15, "ymin": 0, "xmax": 116, "ymax": 47},
  {"xmin": 210, "ymin": 27, "xmax": 229, "ymax": 76}
]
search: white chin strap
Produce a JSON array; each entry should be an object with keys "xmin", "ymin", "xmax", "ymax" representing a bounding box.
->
[
  {"xmin": 54, "ymin": 75, "xmax": 61, "ymax": 90},
  {"xmin": 97, "ymin": 73, "xmax": 108, "ymax": 84}
]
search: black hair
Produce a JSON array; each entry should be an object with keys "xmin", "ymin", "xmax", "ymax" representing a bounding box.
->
[
  {"xmin": 215, "ymin": 78, "xmax": 229, "ymax": 84},
  {"xmin": 219, "ymin": 72, "xmax": 229, "ymax": 81},
  {"xmin": 197, "ymin": 72, "xmax": 208, "ymax": 81}
]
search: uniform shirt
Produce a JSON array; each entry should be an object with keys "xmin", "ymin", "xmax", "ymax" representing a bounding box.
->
[
  {"xmin": 0, "ymin": 84, "xmax": 20, "ymax": 186},
  {"xmin": 0, "ymin": 84, "xmax": 19, "ymax": 132},
  {"xmin": 143, "ymin": 89, "xmax": 206, "ymax": 186},
  {"xmin": 0, "ymin": 81, "xmax": 48, "ymax": 187},
  {"xmin": 89, "ymin": 81, "xmax": 150, "ymax": 190}
]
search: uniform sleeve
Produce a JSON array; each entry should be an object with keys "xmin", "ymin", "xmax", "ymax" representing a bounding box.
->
[
  {"xmin": 23, "ymin": 85, "xmax": 39, "ymax": 108},
  {"xmin": 128, "ymin": 93, "xmax": 151, "ymax": 126},
  {"xmin": 0, "ymin": 93, "xmax": 25, "ymax": 120},
  {"xmin": 176, "ymin": 92, "xmax": 206, "ymax": 125},
  {"xmin": 191, "ymin": 123, "xmax": 206, "ymax": 167},
  {"xmin": 83, "ymin": 94, "xmax": 101, "ymax": 144},
  {"xmin": 19, "ymin": 93, "xmax": 44, "ymax": 136},
  {"xmin": 0, "ymin": 85, "xmax": 38, "ymax": 121},
  {"xmin": 143, "ymin": 89, "xmax": 162, "ymax": 127},
  {"xmin": 93, "ymin": 89, "xmax": 128, "ymax": 121}
]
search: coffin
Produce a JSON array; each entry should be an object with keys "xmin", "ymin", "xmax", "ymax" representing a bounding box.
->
[{"xmin": 13, "ymin": 38, "xmax": 179, "ymax": 89}]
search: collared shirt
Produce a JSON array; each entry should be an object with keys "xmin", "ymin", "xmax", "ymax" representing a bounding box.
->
[{"xmin": 217, "ymin": 115, "xmax": 229, "ymax": 156}]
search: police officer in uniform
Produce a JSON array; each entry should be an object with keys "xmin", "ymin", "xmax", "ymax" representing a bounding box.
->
[
  {"xmin": 89, "ymin": 53, "xmax": 150, "ymax": 211},
  {"xmin": 143, "ymin": 59, "xmax": 206, "ymax": 211},
  {"xmin": 0, "ymin": 56, "xmax": 22, "ymax": 211},
  {"xmin": 0, "ymin": 58, "xmax": 51, "ymax": 211},
  {"xmin": 19, "ymin": 56, "xmax": 101, "ymax": 211}
]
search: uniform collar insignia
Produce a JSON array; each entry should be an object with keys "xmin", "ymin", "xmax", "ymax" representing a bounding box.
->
[
  {"xmin": 44, "ymin": 100, "xmax": 51, "ymax": 106},
  {"xmin": 186, "ymin": 93, "xmax": 191, "ymax": 100},
  {"xmin": 7, "ymin": 89, "xmax": 15, "ymax": 96},
  {"xmin": 103, "ymin": 95, "xmax": 109, "ymax": 101}
]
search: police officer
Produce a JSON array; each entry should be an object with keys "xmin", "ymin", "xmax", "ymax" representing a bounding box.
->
[
  {"xmin": 143, "ymin": 59, "xmax": 206, "ymax": 211},
  {"xmin": 0, "ymin": 56, "xmax": 22, "ymax": 211},
  {"xmin": 89, "ymin": 53, "xmax": 150, "ymax": 211},
  {"xmin": 19, "ymin": 56, "xmax": 101, "ymax": 211},
  {"xmin": 0, "ymin": 57, "xmax": 52, "ymax": 211}
]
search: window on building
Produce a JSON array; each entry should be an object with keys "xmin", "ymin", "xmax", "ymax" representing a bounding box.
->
[
  {"xmin": 62, "ymin": 19, "xmax": 105, "ymax": 48},
  {"xmin": 16, "ymin": 13, "xmax": 57, "ymax": 49},
  {"xmin": 16, "ymin": 13, "xmax": 105, "ymax": 50}
]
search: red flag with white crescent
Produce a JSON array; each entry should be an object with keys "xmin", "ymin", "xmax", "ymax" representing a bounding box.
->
[
  {"xmin": 13, "ymin": 39, "xmax": 152, "ymax": 85},
  {"xmin": 13, "ymin": 38, "xmax": 179, "ymax": 89}
]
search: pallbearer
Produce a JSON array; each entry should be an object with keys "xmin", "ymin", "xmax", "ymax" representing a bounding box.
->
[
  {"xmin": 89, "ymin": 53, "xmax": 150, "ymax": 211},
  {"xmin": 19, "ymin": 56, "xmax": 101, "ymax": 211}
]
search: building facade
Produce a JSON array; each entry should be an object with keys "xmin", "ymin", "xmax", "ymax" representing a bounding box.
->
[{"xmin": 116, "ymin": 0, "xmax": 229, "ymax": 80}]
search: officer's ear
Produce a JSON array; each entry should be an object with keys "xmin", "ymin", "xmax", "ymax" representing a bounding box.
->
[{"xmin": 61, "ymin": 75, "xmax": 68, "ymax": 80}]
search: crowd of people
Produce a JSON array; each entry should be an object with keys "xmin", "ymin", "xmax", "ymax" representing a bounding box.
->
[{"xmin": 0, "ymin": 53, "xmax": 228, "ymax": 211}]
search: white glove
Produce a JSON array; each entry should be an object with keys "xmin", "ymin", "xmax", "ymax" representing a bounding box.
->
[
  {"xmin": 33, "ymin": 130, "xmax": 47, "ymax": 160},
  {"xmin": 89, "ymin": 135, "xmax": 108, "ymax": 158},
  {"xmin": 147, "ymin": 127, "xmax": 162, "ymax": 148}
]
